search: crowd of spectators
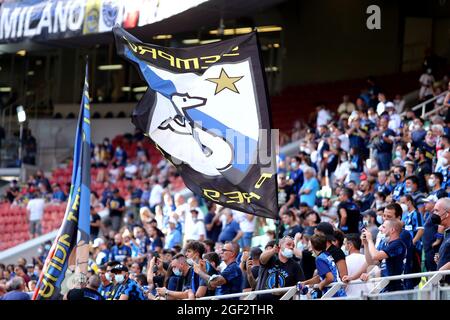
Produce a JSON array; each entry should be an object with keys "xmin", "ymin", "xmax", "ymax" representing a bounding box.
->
[{"xmin": 1, "ymin": 73, "xmax": 450, "ymax": 300}]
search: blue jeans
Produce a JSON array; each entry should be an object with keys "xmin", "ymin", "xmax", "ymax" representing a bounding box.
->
[
  {"xmin": 239, "ymin": 232, "xmax": 253, "ymax": 249},
  {"xmin": 376, "ymin": 152, "xmax": 392, "ymax": 171}
]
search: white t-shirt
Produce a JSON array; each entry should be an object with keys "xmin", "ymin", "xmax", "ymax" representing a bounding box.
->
[
  {"xmin": 376, "ymin": 101, "xmax": 386, "ymax": 115},
  {"xmin": 189, "ymin": 220, "xmax": 206, "ymax": 241},
  {"xmin": 419, "ymin": 74, "xmax": 434, "ymax": 98},
  {"xmin": 124, "ymin": 164, "xmax": 138, "ymax": 178},
  {"xmin": 345, "ymin": 253, "xmax": 370, "ymax": 297},
  {"xmin": 149, "ymin": 184, "xmax": 164, "ymax": 207},
  {"xmin": 183, "ymin": 206, "xmax": 205, "ymax": 240},
  {"xmin": 27, "ymin": 198, "xmax": 45, "ymax": 221},
  {"xmin": 234, "ymin": 211, "xmax": 255, "ymax": 233},
  {"xmin": 317, "ymin": 109, "xmax": 331, "ymax": 127}
]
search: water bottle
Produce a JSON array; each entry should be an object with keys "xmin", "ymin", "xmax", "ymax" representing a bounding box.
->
[{"xmin": 296, "ymin": 282, "xmax": 309, "ymax": 295}]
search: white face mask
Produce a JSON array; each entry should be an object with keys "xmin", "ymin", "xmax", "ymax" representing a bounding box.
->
[
  {"xmin": 442, "ymin": 158, "xmax": 449, "ymax": 166},
  {"xmin": 105, "ymin": 273, "xmax": 113, "ymax": 282},
  {"xmin": 115, "ymin": 274, "xmax": 125, "ymax": 284},
  {"xmin": 428, "ymin": 178, "xmax": 436, "ymax": 188},
  {"xmin": 395, "ymin": 151, "xmax": 402, "ymax": 158},
  {"xmin": 341, "ymin": 245, "xmax": 349, "ymax": 256},
  {"xmin": 296, "ymin": 242, "xmax": 306, "ymax": 251},
  {"xmin": 376, "ymin": 215, "xmax": 383, "ymax": 225}
]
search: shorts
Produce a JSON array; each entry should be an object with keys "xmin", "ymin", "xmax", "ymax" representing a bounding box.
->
[{"xmin": 29, "ymin": 220, "xmax": 42, "ymax": 235}]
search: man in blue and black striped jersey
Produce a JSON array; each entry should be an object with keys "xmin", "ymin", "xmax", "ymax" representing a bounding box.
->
[{"xmin": 111, "ymin": 264, "xmax": 146, "ymax": 300}]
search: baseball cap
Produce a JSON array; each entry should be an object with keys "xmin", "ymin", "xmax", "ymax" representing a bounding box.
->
[
  {"xmin": 362, "ymin": 209, "xmax": 377, "ymax": 219},
  {"xmin": 315, "ymin": 222, "xmax": 335, "ymax": 241},
  {"xmin": 385, "ymin": 101, "xmax": 395, "ymax": 109},
  {"xmin": 92, "ymin": 238, "xmax": 104, "ymax": 248},
  {"xmin": 111, "ymin": 264, "xmax": 128, "ymax": 273},
  {"xmin": 423, "ymin": 194, "xmax": 438, "ymax": 203}
]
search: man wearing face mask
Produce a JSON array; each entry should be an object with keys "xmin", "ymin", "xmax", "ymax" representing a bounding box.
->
[
  {"xmin": 184, "ymin": 241, "xmax": 214, "ymax": 298},
  {"xmin": 410, "ymin": 118, "xmax": 427, "ymax": 149},
  {"xmin": 100, "ymin": 261, "xmax": 119, "ymax": 300},
  {"xmin": 392, "ymin": 166, "xmax": 406, "ymax": 202},
  {"xmin": 436, "ymin": 151, "xmax": 450, "ymax": 192},
  {"xmin": 422, "ymin": 195, "xmax": 443, "ymax": 271},
  {"xmin": 432, "ymin": 198, "xmax": 450, "ymax": 272},
  {"xmin": 257, "ymin": 236, "xmax": 305, "ymax": 300},
  {"xmin": 362, "ymin": 219, "xmax": 407, "ymax": 292},
  {"xmin": 343, "ymin": 234, "xmax": 369, "ymax": 297},
  {"xmin": 287, "ymin": 156, "xmax": 304, "ymax": 197},
  {"xmin": 404, "ymin": 176, "xmax": 426, "ymax": 205},
  {"xmin": 111, "ymin": 264, "xmax": 146, "ymax": 300},
  {"xmin": 428, "ymin": 172, "xmax": 446, "ymax": 198}
]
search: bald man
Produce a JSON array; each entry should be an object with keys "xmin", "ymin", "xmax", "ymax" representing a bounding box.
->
[
  {"xmin": 433, "ymin": 198, "xmax": 450, "ymax": 271},
  {"xmin": 361, "ymin": 219, "xmax": 407, "ymax": 292}
]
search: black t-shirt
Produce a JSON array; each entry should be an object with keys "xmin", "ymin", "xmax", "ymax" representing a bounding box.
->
[
  {"xmin": 90, "ymin": 213, "xmax": 101, "ymax": 237},
  {"xmin": 377, "ymin": 128, "xmax": 395, "ymax": 153},
  {"xmin": 6, "ymin": 187, "xmax": 19, "ymax": 203},
  {"xmin": 67, "ymin": 288, "xmax": 104, "ymax": 300},
  {"xmin": 300, "ymin": 250, "xmax": 316, "ymax": 280},
  {"xmin": 278, "ymin": 185, "xmax": 295, "ymax": 207},
  {"xmin": 337, "ymin": 200, "xmax": 361, "ymax": 234},
  {"xmin": 243, "ymin": 265, "xmax": 260, "ymax": 289},
  {"xmin": 257, "ymin": 255, "xmax": 305, "ymax": 300},
  {"xmin": 109, "ymin": 196, "xmax": 125, "ymax": 217},
  {"xmin": 416, "ymin": 161, "xmax": 432, "ymax": 192},
  {"xmin": 326, "ymin": 244, "xmax": 346, "ymax": 265}
]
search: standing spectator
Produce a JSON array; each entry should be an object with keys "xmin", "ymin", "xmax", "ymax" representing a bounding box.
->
[
  {"xmin": 26, "ymin": 191, "xmax": 45, "ymax": 238},
  {"xmin": 277, "ymin": 173, "xmax": 296, "ymax": 213},
  {"xmin": 316, "ymin": 104, "xmax": 332, "ymax": 128},
  {"xmin": 337, "ymin": 95, "xmax": 356, "ymax": 115},
  {"xmin": 281, "ymin": 210, "xmax": 303, "ymax": 238},
  {"xmin": 124, "ymin": 158, "xmax": 138, "ymax": 180},
  {"xmin": 343, "ymin": 233, "xmax": 369, "ymax": 297},
  {"xmin": 419, "ymin": 68, "xmax": 435, "ymax": 100},
  {"xmin": 189, "ymin": 209, "xmax": 206, "ymax": 242},
  {"xmin": 218, "ymin": 209, "xmax": 243, "ymax": 244},
  {"xmin": 376, "ymin": 93, "xmax": 387, "ymax": 116},
  {"xmin": 109, "ymin": 234, "xmax": 132, "ymax": 263},
  {"xmin": 64, "ymin": 275, "xmax": 104, "ymax": 300},
  {"xmin": 204, "ymin": 202, "xmax": 222, "ymax": 243},
  {"xmin": 372, "ymin": 116, "xmax": 396, "ymax": 171},
  {"xmin": 433, "ymin": 198, "xmax": 450, "ymax": 271},
  {"xmin": 0, "ymin": 277, "xmax": 30, "ymax": 300},
  {"xmin": 5, "ymin": 180, "xmax": 20, "ymax": 204},
  {"xmin": 148, "ymin": 176, "xmax": 164, "ymax": 212},
  {"xmin": 108, "ymin": 189, "xmax": 125, "ymax": 232},
  {"xmin": 148, "ymin": 225, "xmax": 163, "ymax": 254},
  {"xmin": 361, "ymin": 220, "xmax": 407, "ymax": 292},
  {"xmin": 314, "ymin": 222, "xmax": 348, "ymax": 279},
  {"xmin": 165, "ymin": 218, "xmax": 182, "ymax": 250},
  {"xmin": 235, "ymin": 212, "xmax": 255, "ymax": 251},
  {"xmin": 337, "ymin": 187, "xmax": 361, "ymax": 234},
  {"xmin": 195, "ymin": 242, "xmax": 243, "ymax": 298},
  {"xmin": 302, "ymin": 234, "xmax": 346, "ymax": 298},
  {"xmin": 422, "ymin": 195, "xmax": 441, "ymax": 271},
  {"xmin": 299, "ymin": 167, "xmax": 320, "ymax": 207},
  {"xmin": 257, "ymin": 236, "xmax": 305, "ymax": 300},
  {"xmin": 90, "ymin": 206, "xmax": 102, "ymax": 241},
  {"xmin": 400, "ymin": 195, "xmax": 424, "ymax": 260}
]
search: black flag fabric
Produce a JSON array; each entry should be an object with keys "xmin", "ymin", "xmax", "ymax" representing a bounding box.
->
[{"xmin": 113, "ymin": 26, "xmax": 277, "ymax": 219}]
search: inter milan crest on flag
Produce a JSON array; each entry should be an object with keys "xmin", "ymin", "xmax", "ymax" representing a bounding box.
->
[{"xmin": 113, "ymin": 26, "xmax": 277, "ymax": 219}]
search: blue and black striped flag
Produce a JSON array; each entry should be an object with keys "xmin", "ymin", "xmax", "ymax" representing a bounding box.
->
[{"xmin": 33, "ymin": 63, "xmax": 91, "ymax": 300}]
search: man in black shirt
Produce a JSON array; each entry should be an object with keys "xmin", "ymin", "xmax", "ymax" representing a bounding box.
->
[
  {"xmin": 204, "ymin": 201, "xmax": 222, "ymax": 243},
  {"xmin": 281, "ymin": 209, "xmax": 303, "ymax": 238},
  {"xmin": 278, "ymin": 173, "xmax": 296, "ymax": 213},
  {"xmin": 108, "ymin": 188, "xmax": 125, "ymax": 232},
  {"xmin": 64, "ymin": 275, "xmax": 104, "ymax": 300},
  {"xmin": 257, "ymin": 236, "xmax": 305, "ymax": 300},
  {"xmin": 315, "ymin": 222, "xmax": 348, "ymax": 279},
  {"xmin": 337, "ymin": 188, "xmax": 361, "ymax": 234},
  {"xmin": 415, "ymin": 148, "xmax": 432, "ymax": 192}
]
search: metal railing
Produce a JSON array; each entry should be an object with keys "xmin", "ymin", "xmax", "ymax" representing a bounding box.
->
[
  {"xmin": 400, "ymin": 91, "xmax": 448, "ymax": 119},
  {"xmin": 197, "ymin": 270, "xmax": 450, "ymax": 300}
]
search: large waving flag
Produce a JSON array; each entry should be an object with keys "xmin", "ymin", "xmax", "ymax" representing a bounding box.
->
[
  {"xmin": 33, "ymin": 63, "xmax": 91, "ymax": 300},
  {"xmin": 113, "ymin": 26, "xmax": 277, "ymax": 219}
]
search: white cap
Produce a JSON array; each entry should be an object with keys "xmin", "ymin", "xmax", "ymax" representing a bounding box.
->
[
  {"xmin": 92, "ymin": 238, "xmax": 104, "ymax": 248},
  {"xmin": 423, "ymin": 195, "xmax": 438, "ymax": 203},
  {"xmin": 385, "ymin": 101, "xmax": 395, "ymax": 108}
]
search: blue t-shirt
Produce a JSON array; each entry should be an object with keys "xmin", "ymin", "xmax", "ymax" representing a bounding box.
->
[
  {"xmin": 392, "ymin": 182, "xmax": 405, "ymax": 201},
  {"xmin": 287, "ymin": 168, "xmax": 304, "ymax": 194},
  {"xmin": 381, "ymin": 238, "xmax": 407, "ymax": 292},
  {"xmin": 114, "ymin": 278, "xmax": 146, "ymax": 300},
  {"xmin": 377, "ymin": 128, "xmax": 396, "ymax": 153},
  {"xmin": 204, "ymin": 212, "xmax": 222, "ymax": 243},
  {"xmin": 437, "ymin": 166, "xmax": 450, "ymax": 190},
  {"xmin": 0, "ymin": 291, "xmax": 30, "ymax": 300},
  {"xmin": 150, "ymin": 237, "xmax": 163, "ymax": 251},
  {"xmin": 109, "ymin": 244, "xmax": 132, "ymax": 263},
  {"xmin": 402, "ymin": 210, "xmax": 424, "ymax": 250},
  {"xmin": 218, "ymin": 220, "xmax": 240, "ymax": 243},
  {"xmin": 315, "ymin": 252, "xmax": 346, "ymax": 297},
  {"xmin": 52, "ymin": 190, "xmax": 67, "ymax": 202},
  {"xmin": 165, "ymin": 229, "xmax": 182, "ymax": 249},
  {"xmin": 375, "ymin": 182, "xmax": 392, "ymax": 196},
  {"xmin": 423, "ymin": 212, "xmax": 439, "ymax": 251},
  {"xmin": 215, "ymin": 261, "xmax": 243, "ymax": 297},
  {"xmin": 299, "ymin": 177, "xmax": 320, "ymax": 207}
]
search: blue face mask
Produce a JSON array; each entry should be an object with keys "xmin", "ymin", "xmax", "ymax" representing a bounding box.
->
[
  {"xmin": 173, "ymin": 268, "xmax": 182, "ymax": 276},
  {"xmin": 405, "ymin": 187, "xmax": 412, "ymax": 193}
]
